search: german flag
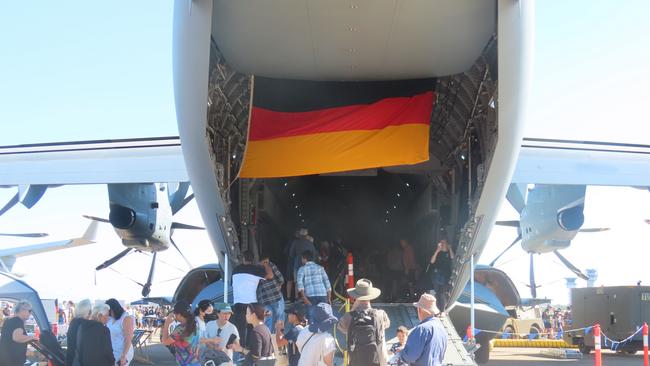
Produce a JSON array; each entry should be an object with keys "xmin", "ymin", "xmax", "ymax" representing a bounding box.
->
[{"xmin": 239, "ymin": 77, "xmax": 436, "ymax": 178}]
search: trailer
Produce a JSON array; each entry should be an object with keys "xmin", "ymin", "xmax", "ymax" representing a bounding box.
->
[{"xmin": 566, "ymin": 286, "xmax": 650, "ymax": 355}]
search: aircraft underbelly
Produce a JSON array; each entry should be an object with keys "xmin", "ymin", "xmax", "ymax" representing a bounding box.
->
[{"xmin": 212, "ymin": 0, "xmax": 496, "ymax": 81}]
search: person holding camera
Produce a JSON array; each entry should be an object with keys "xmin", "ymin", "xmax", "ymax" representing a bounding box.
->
[{"xmin": 429, "ymin": 240, "xmax": 454, "ymax": 311}]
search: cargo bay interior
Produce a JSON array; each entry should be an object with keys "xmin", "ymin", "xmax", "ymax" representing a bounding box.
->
[{"xmin": 205, "ymin": 37, "xmax": 499, "ymax": 302}]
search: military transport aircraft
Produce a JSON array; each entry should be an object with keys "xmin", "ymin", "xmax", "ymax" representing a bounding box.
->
[{"xmin": 3, "ymin": 1, "xmax": 650, "ymax": 363}]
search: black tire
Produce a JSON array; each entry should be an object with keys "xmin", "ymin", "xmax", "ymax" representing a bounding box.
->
[
  {"xmin": 529, "ymin": 326, "xmax": 541, "ymax": 339},
  {"xmin": 503, "ymin": 325, "xmax": 516, "ymax": 338},
  {"xmin": 578, "ymin": 341, "xmax": 592, "ymax": 355},
  {"xmin": 474, "ymin": 341, "xmax": 490, "ymax": 364},
  {"xmin": 626, "ymin": 350, "xmax": 637, "ymax": 355}
]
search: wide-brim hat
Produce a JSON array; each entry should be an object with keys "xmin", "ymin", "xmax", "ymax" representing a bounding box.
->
[
  {"xmin": 347, "ymin": 278, "xmax": 381, "ymax": 301},
  {"xmin": 413, "ymin": 293, "xmax": 440, "ymax": 315}
]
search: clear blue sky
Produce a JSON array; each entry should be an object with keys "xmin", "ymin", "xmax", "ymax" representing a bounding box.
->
[
  {"xmin": 0, "ymin": 1, "xmax": 649, "ymax": 303},
  {"xmin": 0, "ymin": 1, "xmax": 178, "ymax": 145}
]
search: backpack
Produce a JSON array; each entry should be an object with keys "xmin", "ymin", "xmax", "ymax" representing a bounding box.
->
[{"xmin": 347, "ymin": 309, "xmax": 381, "ymax": 366}]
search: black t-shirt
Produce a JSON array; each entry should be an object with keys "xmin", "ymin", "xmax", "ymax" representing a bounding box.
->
[
  {"xmin": 434, "ymin": 251, "xmax": 451, "ymax": 275},
  {"xmin": 244, "ymin": 323, "xmax": 273, "ymax": 365},
  {"xmin": 0, "ymin": 316, "xmax": 28, "ymax": 365}
]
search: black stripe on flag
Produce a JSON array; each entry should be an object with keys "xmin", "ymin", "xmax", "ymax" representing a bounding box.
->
[{"xmin": 254, "ymin": 77, "xmax": 436, "ymax": 112}]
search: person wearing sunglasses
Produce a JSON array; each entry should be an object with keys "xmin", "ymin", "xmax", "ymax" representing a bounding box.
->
[
  {"xmin": 205, "ymin": 303, "xmax": 240, "ymax": 365},
  {"xmin": 0, "ymin": 300, "xmax": 36, "ymax": 366}
]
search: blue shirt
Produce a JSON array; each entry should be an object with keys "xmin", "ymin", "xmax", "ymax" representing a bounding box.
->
[
  {"xmin": 400, "ymin": 316, "xmax": 447, "ymax": 366},
  {"xmin": 284, "ymin": 324, "xmax": 303, "ymax": 366},
  {"xmin": 296, "ymin": 261, "xmax": 331, "ymax": 297}
]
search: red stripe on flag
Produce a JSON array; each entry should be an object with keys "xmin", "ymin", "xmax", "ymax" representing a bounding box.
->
[{"xmin": 249, "ymin": 91, "xmax": 434, "ymax": 141}]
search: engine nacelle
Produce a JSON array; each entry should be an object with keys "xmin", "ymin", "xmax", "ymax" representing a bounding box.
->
[
  {"xmin": 109, "ymin": 204, "xmax": 136, "ymax": 229},
  {"xmin": 556, "ymin": 204, "xmax": 584, "ymax": 232}
]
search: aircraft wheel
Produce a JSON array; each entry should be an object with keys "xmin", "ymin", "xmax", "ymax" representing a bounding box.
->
[
  {"xmin": 475, "ymin": 334, "xmax": 491, "ymax": 364},
  {"xmin": 578, "ymin": 341, "xmax": 592, "ymax": 355}
]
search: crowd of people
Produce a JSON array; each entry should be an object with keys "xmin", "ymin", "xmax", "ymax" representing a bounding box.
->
[
  {"xmin": 226, "ymin": 229, "xmax": 450, "ymax": 366},
  {"xmin": 0, "ymin": 298, "xmax": 136, "ymax": 366},
  {"xmin": 542, "ymin": 305, "xmax": 572, "ymax": 338},
  {"xmin": 282, "ymin": 228, "xmax": 455, "ymax": 309},
  {"xmin": 0, "ymin": 228, "xmax": 452, "ymax": 366}
]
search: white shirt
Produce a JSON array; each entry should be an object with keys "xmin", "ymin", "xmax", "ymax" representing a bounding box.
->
[
  {"xmin": 107, "ymin": 313, "xmax": 135, "ymax": 362},
  {"xmin": 296, "ymin": 328, "xmax": 335, "ymax": 366},
  {"xmin": 196, "ymin": 316, "xmax": 207, "ymax": 338},
  {"xmin": 232, "ymin": 264, "xmax": 265, "ymax": 304},
  {"xmin": 206, "ymin": 320, "xmax": 239, "ymax": 360}
]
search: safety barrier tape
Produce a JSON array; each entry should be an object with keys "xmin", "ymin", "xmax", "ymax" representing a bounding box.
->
[
  {"xmin": 469, "ymin": 326, "xmax": 592, "ymax": 340},
  {"xmin": 599, "ymin": 326, "xmax": 643, "ymax": 352}
]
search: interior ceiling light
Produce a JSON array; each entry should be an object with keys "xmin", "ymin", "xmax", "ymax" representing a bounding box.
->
[
  {"xmin": 397, "ymin": 193, "xmax": 401, "ymax": 197},
  {"xmin": 393, "ymin": 205, "xmax": 397, "ymax": 209},
  {"xmin": 405, "ymin": 183, "xmax": 410, "ymax": 187},
  {"xmin": 283, "ymin": 182, "xmax": 288, "ymax": 187}
]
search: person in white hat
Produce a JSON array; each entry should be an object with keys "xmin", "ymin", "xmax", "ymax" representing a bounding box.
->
[
  {"xmin": 337, "ymin": 279, "xmax": 390, "ymax": 366},
  {"xmin": 399, "ymin": 293, "xmax": 447, "ymax": 366}
]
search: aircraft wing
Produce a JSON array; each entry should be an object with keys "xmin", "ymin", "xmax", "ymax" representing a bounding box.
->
[
  {"xmin": 0, "ymin": 222, "xmax": 98, "ymax": 272},
  {"xmin": 513, "ymin": 138, "xmax": 650, "ymax": 186},
  {"xmin": 0, "ymin": 137, "xmax": 188, "ymax": 185}
]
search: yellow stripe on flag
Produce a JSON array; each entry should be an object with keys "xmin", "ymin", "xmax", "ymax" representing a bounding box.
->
[{"xmin": 239, "ymin": 123, "xmax": 429, "ymax": 178}]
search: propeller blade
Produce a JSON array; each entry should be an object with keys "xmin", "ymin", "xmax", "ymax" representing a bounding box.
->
[
  {"xmin": 0, "ymin": 192, "xmax": 19, "ymax": 217},
  {"xmin": 0, "ymin": 232, "xmax": 48, "ymax": 238},
  {"xmin": 170, "ymin": 182, "xmax": 192, "ymax": 215},
  {"xmin": 170, "ymin": 237, "xmax": 192, "ymax": 268},
  {"xmin": 142, "ymin": 252, "xmax": 157, "ymax": 297},
  {"xmin": 171, "ymin": 222, "xmax": 204, "ymax": 230},
  {"xmin": 495, "ymin": 220, "xmax": 521, "ymax": 228},
  {"xmin": 489, "ymin": 234, "xmax": 522, "ymax": 266},
  {"xmin": 83, "ymin": 215, "xmax": 110, "ymax": 223},
  {"xmin": 530, "ymin": 253, "xmax": 537, "ymax": 299},
  {"xmin": 579, "ymin": 228, "xmax": 610, "ymax": 233},
  {"xmin": 95, "ymin": 248, "xmax": 133, "ymax": 271},
  {"xmin": 172, "ymin": 193, "xmax": 194, "ymax": 215},
  {"xmin": 553, "ymin": 251, "xmax": 589, "ymax": 280},
  {"xmin": 105, "ymin": 267, "xmax": 145, "ymax": 287}
]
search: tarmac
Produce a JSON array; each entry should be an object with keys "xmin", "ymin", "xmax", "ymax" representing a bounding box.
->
[{"xmin": 133, "ymin": 342, "xmax": 646, "ymax": 366}]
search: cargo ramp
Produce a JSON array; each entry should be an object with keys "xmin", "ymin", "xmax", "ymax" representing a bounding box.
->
[{"xmin": 372, "ymin": 303, "xmax": 476, "ymax": 365}]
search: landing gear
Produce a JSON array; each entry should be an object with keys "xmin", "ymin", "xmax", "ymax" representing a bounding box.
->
[
  {"xmin": 474, "ymin": 334, "xmax": 491, "ymax": 364},
  {"xmin": 577, "ymin": 340, "xmax": 592, "ymax": 355}
]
